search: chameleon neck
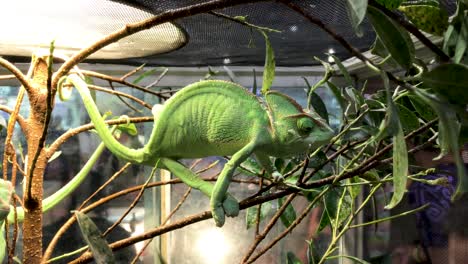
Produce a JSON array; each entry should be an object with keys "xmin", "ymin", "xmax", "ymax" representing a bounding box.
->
[{"xmin": 68, "ymin": 74, "xmax": 147, "ymax": 164}]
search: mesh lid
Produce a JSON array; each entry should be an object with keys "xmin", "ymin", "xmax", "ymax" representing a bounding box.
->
[{"xmin": 1, "ymin": 0, "xmax": 457, "ymax": 67}]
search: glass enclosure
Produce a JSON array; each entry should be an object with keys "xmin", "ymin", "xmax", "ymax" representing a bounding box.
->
[{"xmin": 1, "ymin": 67, "xmax": 467, "ymax": 263}]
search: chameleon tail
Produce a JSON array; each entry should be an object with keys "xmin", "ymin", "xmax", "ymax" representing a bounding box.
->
[
  {"xmin": 8, "ymin": 141, "xmax": 107, "ymax": 223},
  {"xmin": 67, "ymin": 74, "xmax": 147, "ymax": 164}
]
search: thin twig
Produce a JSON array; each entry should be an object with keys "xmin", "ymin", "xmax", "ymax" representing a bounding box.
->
[
  {"xmin": 0, "ymin": 106, "xmax": 28, "ymax": 133},
  {"xmin": 162, "ymin": 187, "xmax": 192, "ymax": 225},
  {"xmin": 121, "ymin": 64, "xmax": 146, "ymax": 81},
  {"xmin": 107, "ymin": 81, "xmax": 141, "ymax": 113},
  {"xmin": 0, "ymin": 58, "xmax": 33, "ymax": 93},
  {"xmin": 47, "ymin": 116, "xmax": 153, "ymax": 157},
  {"xmin": 245, "ymin": 187, "xmax": 329, "ymax": 264},
  {"xmin": 80, "ymin": 70, "xmax": 168, "ymax": 99},
  {"xmin": 78, "ymin": 163, "xmax": 132, "ymax": 210},
  {"xmin": 254, "ymin": 178, "xmax": 264, "ymax": 236},
  {"xmin": 0, "ymin": 75, "xmax": 15, "ymax": 80},
  {"xmin": 241, "ymin": 193, "xmax": 297, "ymax": 263},
  {"xmin": 145, "ymin": 68, "xmax": 169, "ymax": 89},
  {"xmin": 87, "ymin": 84, "xmax": 152, "ymax": 109},
  {"xmin": 102, "ymin": 165, "xmax": 158, "ymax": 236}
]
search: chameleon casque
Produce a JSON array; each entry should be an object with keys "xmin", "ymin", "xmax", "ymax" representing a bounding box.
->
[{"xmin": 66, "ymin": 76, "xmax": 334, "ymax": 227}]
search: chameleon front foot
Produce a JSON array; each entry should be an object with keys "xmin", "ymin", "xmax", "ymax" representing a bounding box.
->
[{"xmin": 211, "ymin": 195, "xmax": 239, "ymax": 227}]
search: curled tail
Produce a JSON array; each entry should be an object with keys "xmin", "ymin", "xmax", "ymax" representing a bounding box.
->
[{"xmin": 67, "ymin": 74, "xmax": 147, "ymax": 164}]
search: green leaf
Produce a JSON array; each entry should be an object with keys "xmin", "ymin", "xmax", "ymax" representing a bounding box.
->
[
  {"xmin": 370, "ymin": 37, "xmax": 401, "ymax": 68},
  {"xmin": 0, "ymin": 222, "xmax": 5, "ymax": 263},
  {"xmin": 0, "ymin": 180, "xmax": 13, "ymax": 221},
  {"xmin": 316, "ymin": 208, "xmax": 331, "ymax": 233},
  {"xmin": 260, "ymin": 30, "xmax": 275, "ymax": 95},
  {"xmin": 324, "ymin": 187, "xmax": 352, "ymax": 228},
  {"xmin": 286, "ymin": 252, "xmax": 303, "ymax": 264},
  {"xmin": 408, "ymin": 94, "xmax": 437, "ymax": 121},
  {"xmin": 347, "ymin": 177, "xmax": 363, "ymax": 199},
  {"xmin": 330, "ymin": 54, "xmax": 354, "ymax": 87},
  {"xmin": 398, "ymin": 4, "xmax": 448, "ymax": 36},
  {"xmin": 48, "ymin": 151, "xmax": 62, "ymax": 163},
  {"xmin": 375, "ymin": 0, "xmax": 405, "ymax": 9},
  {"xmin": 303, "ymin": 77, "xmax": 330, "ymax": 123},
  {"xmin": 415, "ymin": 90, "xmax": 467, "ymax": 200},
  {"xmin": 133, "ymin": 68, "xmax": 157, "ymax": 85},
  {"xmin": 384, "ymin": 120, "xmax": 408, "ymax": 209},
  {"xmin": 246, "ymin": 201, "xmax": 272, "ymax": 229},
  {"xmin": 327, "ymin": 81, "xmax": 346, "ymax": 117},
  {"xmin": 116, "ymin": 121, "xmax": 138, "ymax": 136},
  {"xmin": 454, "ymin": 18, "xmax": 467, "ymax": 63},
  {"xmin": 240, "ymin": 157, "xmax": 262, "ymax": 176},
  {"xmin": 373, "ymin": 72, "xmax": 399, "ymax": 141},
  {"xmin": 203, "ymin": 66, "xmax": 220, "ymax": 80},
  {"xmin": 278, "ymin": 197, "xmax": 297, "ymax": 228},
  {"xmin": 75, "ymin": 211, "xmax": 116, "ymax": 264},
  {"xmin": 396, "ymin": 104, "xmax": 420, "ymax": 133},
  {"xmin": 346, "ymin": 0, "xmax": 368, "ymax": 36},
  {"xmin": 307, "ymin": 240, "xmax": 320, "ymax": 264},
  {"xmin": 367, "ymin": 6, "xmax": 415, "ymax": 69},
  {"xmin": 420, "ymin": 63, "xmax": 468, "ymax": 106}
]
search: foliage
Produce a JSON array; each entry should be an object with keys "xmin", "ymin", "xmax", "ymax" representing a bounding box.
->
[{"xmin": 0, "ymin": 0, "xmax": 466, "ymax": 263}]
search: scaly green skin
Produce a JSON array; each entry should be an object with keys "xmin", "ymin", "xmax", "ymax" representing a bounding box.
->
[{"xmin": 68, "ymin": 75, "xmax": 334, "ymax": 226}]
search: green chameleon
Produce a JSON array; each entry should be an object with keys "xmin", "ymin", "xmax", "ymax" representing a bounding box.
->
[{"xmin": 66, "ymin": 75, "xmax": 334, "ymax": 227}]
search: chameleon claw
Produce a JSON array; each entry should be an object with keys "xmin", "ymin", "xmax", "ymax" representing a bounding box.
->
[
  {"xmin": 212, "ymin": 204, "xmax": 226, "ymax": 227},
  {"xmin": 223, "ymin": 195, "xmax": 239, "ymax": 217}
]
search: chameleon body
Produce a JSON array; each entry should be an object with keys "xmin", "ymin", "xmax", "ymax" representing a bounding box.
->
[{"xmin": 68, "ymin": 76, "xmax": 334, "ymax": 226}]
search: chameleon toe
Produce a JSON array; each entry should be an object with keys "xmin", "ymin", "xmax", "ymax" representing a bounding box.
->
[
  {"xmin": 212, "ymin": 205, "xmax": 226, "ymax": 227},
  {"xmin": 223, "ymin": 195, "xmax": 239, "ymax": 217}
]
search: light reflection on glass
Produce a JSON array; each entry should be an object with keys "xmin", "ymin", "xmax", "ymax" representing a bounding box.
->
[{"xmin": 196, "ymin": 228, "xmax": 231, "ymax": 264}]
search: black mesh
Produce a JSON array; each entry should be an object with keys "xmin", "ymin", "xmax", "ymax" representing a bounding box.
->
[
  {"xmin": 3, "ymin": 0, "xmax": 457, "ymax": 67},
  {"xmin": 105, "ymin": 0, "xmax": 377, "ymax": 67}
]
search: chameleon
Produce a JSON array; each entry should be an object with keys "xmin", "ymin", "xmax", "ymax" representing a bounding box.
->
[
  {"xmin": 66, "ymin": 75, "xmax": 335, "ymax": 227},
  {"xmin": 2, "ymin": 141, "xmax": 107, "ymax": 223}
]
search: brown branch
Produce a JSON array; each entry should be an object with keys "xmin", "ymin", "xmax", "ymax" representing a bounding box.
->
[
  {"xmin": 0, "ymin": 58, "xmax": 33, "ymax": 93},
  {"xmin": 254, "ymin": 178, "xmax": 264, "ymax": 236},
  {"xmin": 0, "ymin": 105, "xmax": 28, "ymax": 133},
  {"xmin": 0, "ymin": 75, "xmax": 15, "ymax": 80},
  {"xmin": 162, "ymin": 187, "xmax": 192, "ymax": 225},
  {"xmin": 102, "ymin": 167, "xmax": 157, "ymax": 236},
  {"xmin": 245, "ymin": 195, "xmax": 320, "ymax": 264},
  {"xmin": 145, "ymin": 68, "xmax": 169, "ymax": 89},
  {"xmin": 87, "ymin": 84, "xmax": 152, "ymax": 109},
  {"xmin": 78, "ymin": 163, "xmax": 132, "ymax": 210},
  {"xmin": 107, "ymin": 81, "xmax": 141, "ymax": 112},
  {"xmin": 241, "ymin": 193, "xmax": 297, "ymax": 263},
  {"xmin": 80, "ymin": 70, "xmax": 167, "ymax": 99},
  {"xmin": 121, "ymin": 64, "xmax": 146, "ymax": 81},
  {"xmin": 303, "ymin": 119, "xmax": 438, "ymax": 188},
  {"xmin": 46, "ymin": 116, "xmax": 153, "ymax": 157}
]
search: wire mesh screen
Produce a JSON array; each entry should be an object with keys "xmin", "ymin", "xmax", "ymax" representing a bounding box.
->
[{"xmin": 2, "ymin": 0, "xmax": 458, "ymax": 66}]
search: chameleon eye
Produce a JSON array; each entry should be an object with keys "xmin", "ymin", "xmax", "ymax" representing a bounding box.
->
[{"xmin": 297, "ymin": 118, "xmax": 314, "ymax": 135}]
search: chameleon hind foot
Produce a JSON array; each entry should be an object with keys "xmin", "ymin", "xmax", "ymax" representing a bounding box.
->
[
  {"xmin": 223, "ymin": 194, "xmax": 239, "ymax": 217},
  {"xmin": 212, "ymin": 195, "xmax": 239, "ymax": 227}
]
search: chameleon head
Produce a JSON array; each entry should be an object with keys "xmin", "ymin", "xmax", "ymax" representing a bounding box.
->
[{"xmin": 265, "ymin": 91, "xmax": 334, "ymax": 155}]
